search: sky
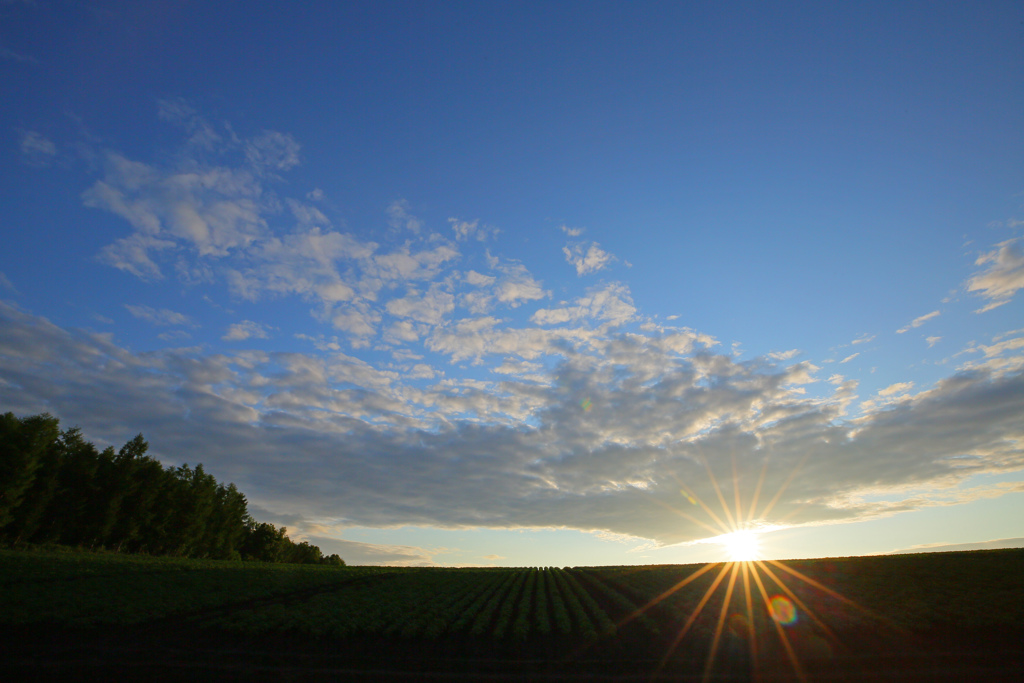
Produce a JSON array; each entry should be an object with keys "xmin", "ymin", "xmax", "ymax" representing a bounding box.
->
[{"xmin": 1, "ymin": 1, "xmax": 1023, "ymax": 567}]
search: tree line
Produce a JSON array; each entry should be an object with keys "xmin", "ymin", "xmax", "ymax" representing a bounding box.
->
[{"xmin": 0, "ymin": 412, "xmax": 343, "ymax": 565}]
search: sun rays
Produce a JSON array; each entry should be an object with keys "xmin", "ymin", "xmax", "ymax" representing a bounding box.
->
[{"xmin": 624, "ymin": 454, "xmax": 895, "ymax": 682}]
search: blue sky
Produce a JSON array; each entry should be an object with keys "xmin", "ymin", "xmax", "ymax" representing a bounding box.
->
[{"xmin": 2, "ymin": 1, "xmax": 1023, "ymax": 566}]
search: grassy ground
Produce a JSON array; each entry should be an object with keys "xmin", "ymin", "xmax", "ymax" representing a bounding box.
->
[{"xmin": 1, "ymin": 547, "xmax": 1022, "ymax": 681}]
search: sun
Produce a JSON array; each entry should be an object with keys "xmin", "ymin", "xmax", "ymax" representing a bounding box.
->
[{"xmin": 719, "ymin": 529, "xmax": 761, "ymax": 562}]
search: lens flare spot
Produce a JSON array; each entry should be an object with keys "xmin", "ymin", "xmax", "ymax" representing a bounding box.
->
[
  {"xmin": 769, "ymin": 595, "xmax": 797, "ymax": 625},
  {"xmin": 581, "ymin": 398, "xmax": 592, "ymax": 411},
  {"xmin": 801, "ymin": 633, "xmax": 833, "ymax": 662},
  {"xmin": 727, "ymin": 612, "xmax": 750, "ymax": 638}
]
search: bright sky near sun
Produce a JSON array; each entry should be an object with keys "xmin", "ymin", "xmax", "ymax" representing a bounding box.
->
[{"xmin": 2, "ymin": 1, "xmax": 1023, "ymax": 567}]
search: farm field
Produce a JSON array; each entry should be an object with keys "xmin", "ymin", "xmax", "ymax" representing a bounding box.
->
[{"xmin": 2, "ymin": 548, "xmax": 1023, "ymax": 681}]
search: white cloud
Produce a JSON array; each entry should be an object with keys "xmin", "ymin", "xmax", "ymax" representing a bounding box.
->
[
  {"xmin": 493, "ymin": 263, "xmax": 547, "ymax": 307},
  {"xmin": 407, "ymin": 363, "xmax": 439, "ymax": 379},
  {"xmin": 560, "ymin": 225, "xmax": 584, "ymax": 237},
  {"xmin": 228, "ymin": 228, "xmax": 372, "ymax": 304},
  {"xmin": 19, "ymin": 130, "xmax": 56, "ymax": 166},
  {"xmin": 330, "ymin": 303, "xmax": 381, "ymax": 344},
  {"xmin": 851, "ymin": 334, "xmax": 875, "ymax": 345},
  {"xmin": 124, "ymin": 304, "xmax": 196, "ymax": 327},
  {"xmin": 80, "ymin": 110, "xmax": 484, "ymax": 346},
  {"xmin": 0, "ymin": 272, "xmax": 16, "ymax": 292},
  {"xmin": 385, "ymin": 285, "xmax": 455, "ymax": 325},
  {"xmin": 465, "ymin": 270, "xmax": 496, "ymax": 287},
  {"xmin": 491, "ymin": 359, "xmax": 543, "ymax": 376},
  {"xmin": 83, "ymin": 151, "xmax": 270, "ymax": 262},
  {"xmin": 294, "ymin": 333, "xmax": 342, "ymax": 352},
  {"xmin": 449, "ymin": 217, "xmax": 499, "ymax": 242},
  {"xmin": 3, "ymin": 300, "xmax": 1024, "ymax": 548},
  {"xmin": 531, "ymin": 282, "xmax": 636, "ymax": 327},
  {"xmin": 157, "ymin": 98, "xmax": 223, "ymax": 151},
  {"xmin": 287, "ymin": 199, "xmax": 330, "ymax": 227},
  {"xmin": 967, "ymin": 239, "xmax": 1024, "ymax": 309},
  {"xmin": 896, "ymin": 310, "xmax": 940, "ymax": 334},
  {"xmin": 391, "ymin": 348, "xmax": 423, "ymax": 362},
  {"xmin": 245, "ymin": 130, "xmax": 301, "ymax": 171},
  {"xmin": 386, "ymin": 199, "xmax": 423, "ymax": 234},
  {"xmin": 369, "ymin": 243, "xmax": 460, "ymax": 284},
  {"xmin": 99, "ymin": 233, "xmax": 176, "ymax": 280},
  {"xmin": 974, "ymin": 300, "xmax": 1010, "ymax": 314},
  {"xmin": 994, "ymin": 328, "xmax": 1024, "ymax": 343},
  {"xmin": 427, "ymin": 316, "xmax": 598, "ymax": 363},
  {"xmin": 878, "ymin": 381, "xmax": 913, "ymax": 397},
  {"xmin": 223, "ymin": 320, "xmax": 270, "ymax": 341},
  {"xmin": 562, "ymin": 241, "xmax": 615, "ymax": 276},
  {"xmin": 82, "ymin": 108, "xmax": 348, "ymax": 293},
  {"xmin": 975, "ymin": 335, "xmax": 1024, "ymax": 359},
  {"xmin": 926, "ymin": 336, "xmax": 942, "ymax": 348},
  {"xmin": 768, "ymin": 349, "xmax": 801, "ymax": 361},
  {"xmin": 460, "ymin": 262, "xmax": 547, "ymax": 314},
  {"xmin": 840, "ymin": 352, "xmax": 860, "ymax": 364},
  {"xmin": 385, "ymin": 320, "xmax": 423, "ymax": 343},
  {"xmin": 157, "ymin": 329, "xmax": 192, "ymax": 342}
]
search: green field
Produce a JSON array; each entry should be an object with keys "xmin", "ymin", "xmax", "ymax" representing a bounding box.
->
[{"xmin": 2, "ymin": 547, "xmax": 1023, "ymax": 681}]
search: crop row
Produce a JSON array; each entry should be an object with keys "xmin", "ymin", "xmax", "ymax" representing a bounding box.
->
[
  {"xmin": 208, "ymin": 567, "xmax": 639, "ymax": 641},
  {"xmin": 5, "ymin": 549, "xmax": 1021, "ymax": 640},
  {"xmin": 0, "ymin": 550, "xmax": 391, "ymax": 626},
  {"xmin": 583, "ymin": 549, "xmax": 1024, "ymax": 634}
]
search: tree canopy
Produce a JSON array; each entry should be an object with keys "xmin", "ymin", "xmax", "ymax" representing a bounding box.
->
[{"xmin": 0, "ymin": 412, "xmax": 343, "ymax": 565}]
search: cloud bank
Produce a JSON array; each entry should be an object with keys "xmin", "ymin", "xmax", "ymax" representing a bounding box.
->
[
  {"xmin": 3, "ymin": 298, "xmax": 1022, "ymax": 548},
  {"xmin": 4, "ymin": 105, "xmax": 1024, "ymax": 555}
]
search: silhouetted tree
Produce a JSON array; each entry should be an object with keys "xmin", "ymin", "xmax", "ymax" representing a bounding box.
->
[
  {"xmin": 0, "ymin": 412, "xmax": 60, "ymax": 530},
  {"xmin": 241, "ymin": 521, "xmax": 289, "ymax": 562},
  {"xmin": 0, "ymin": 412, "xmax": 343, "ymax": 565}
]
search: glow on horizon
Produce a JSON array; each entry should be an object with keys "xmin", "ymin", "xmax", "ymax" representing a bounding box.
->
[{"xmin": 716, "ymin": 529, "xmax": 761, "ymax": 562}]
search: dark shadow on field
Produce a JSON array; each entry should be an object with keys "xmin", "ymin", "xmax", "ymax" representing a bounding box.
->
[
  {"xmin": 3, "ymin": 621, "xmax": 1023, "ymax": 683},
  {"xmin": 3, "ymin": 549, "xmax": 1023, "ymax": 682}
]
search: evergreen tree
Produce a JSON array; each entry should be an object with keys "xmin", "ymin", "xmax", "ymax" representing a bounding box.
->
[
  {"xmin": 0, "ymin": 412, "xmax": 60, "ymax": 530},
  {"xmin": 0, "ymin": 412, "xmax": 343, "ymax": 565}
]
